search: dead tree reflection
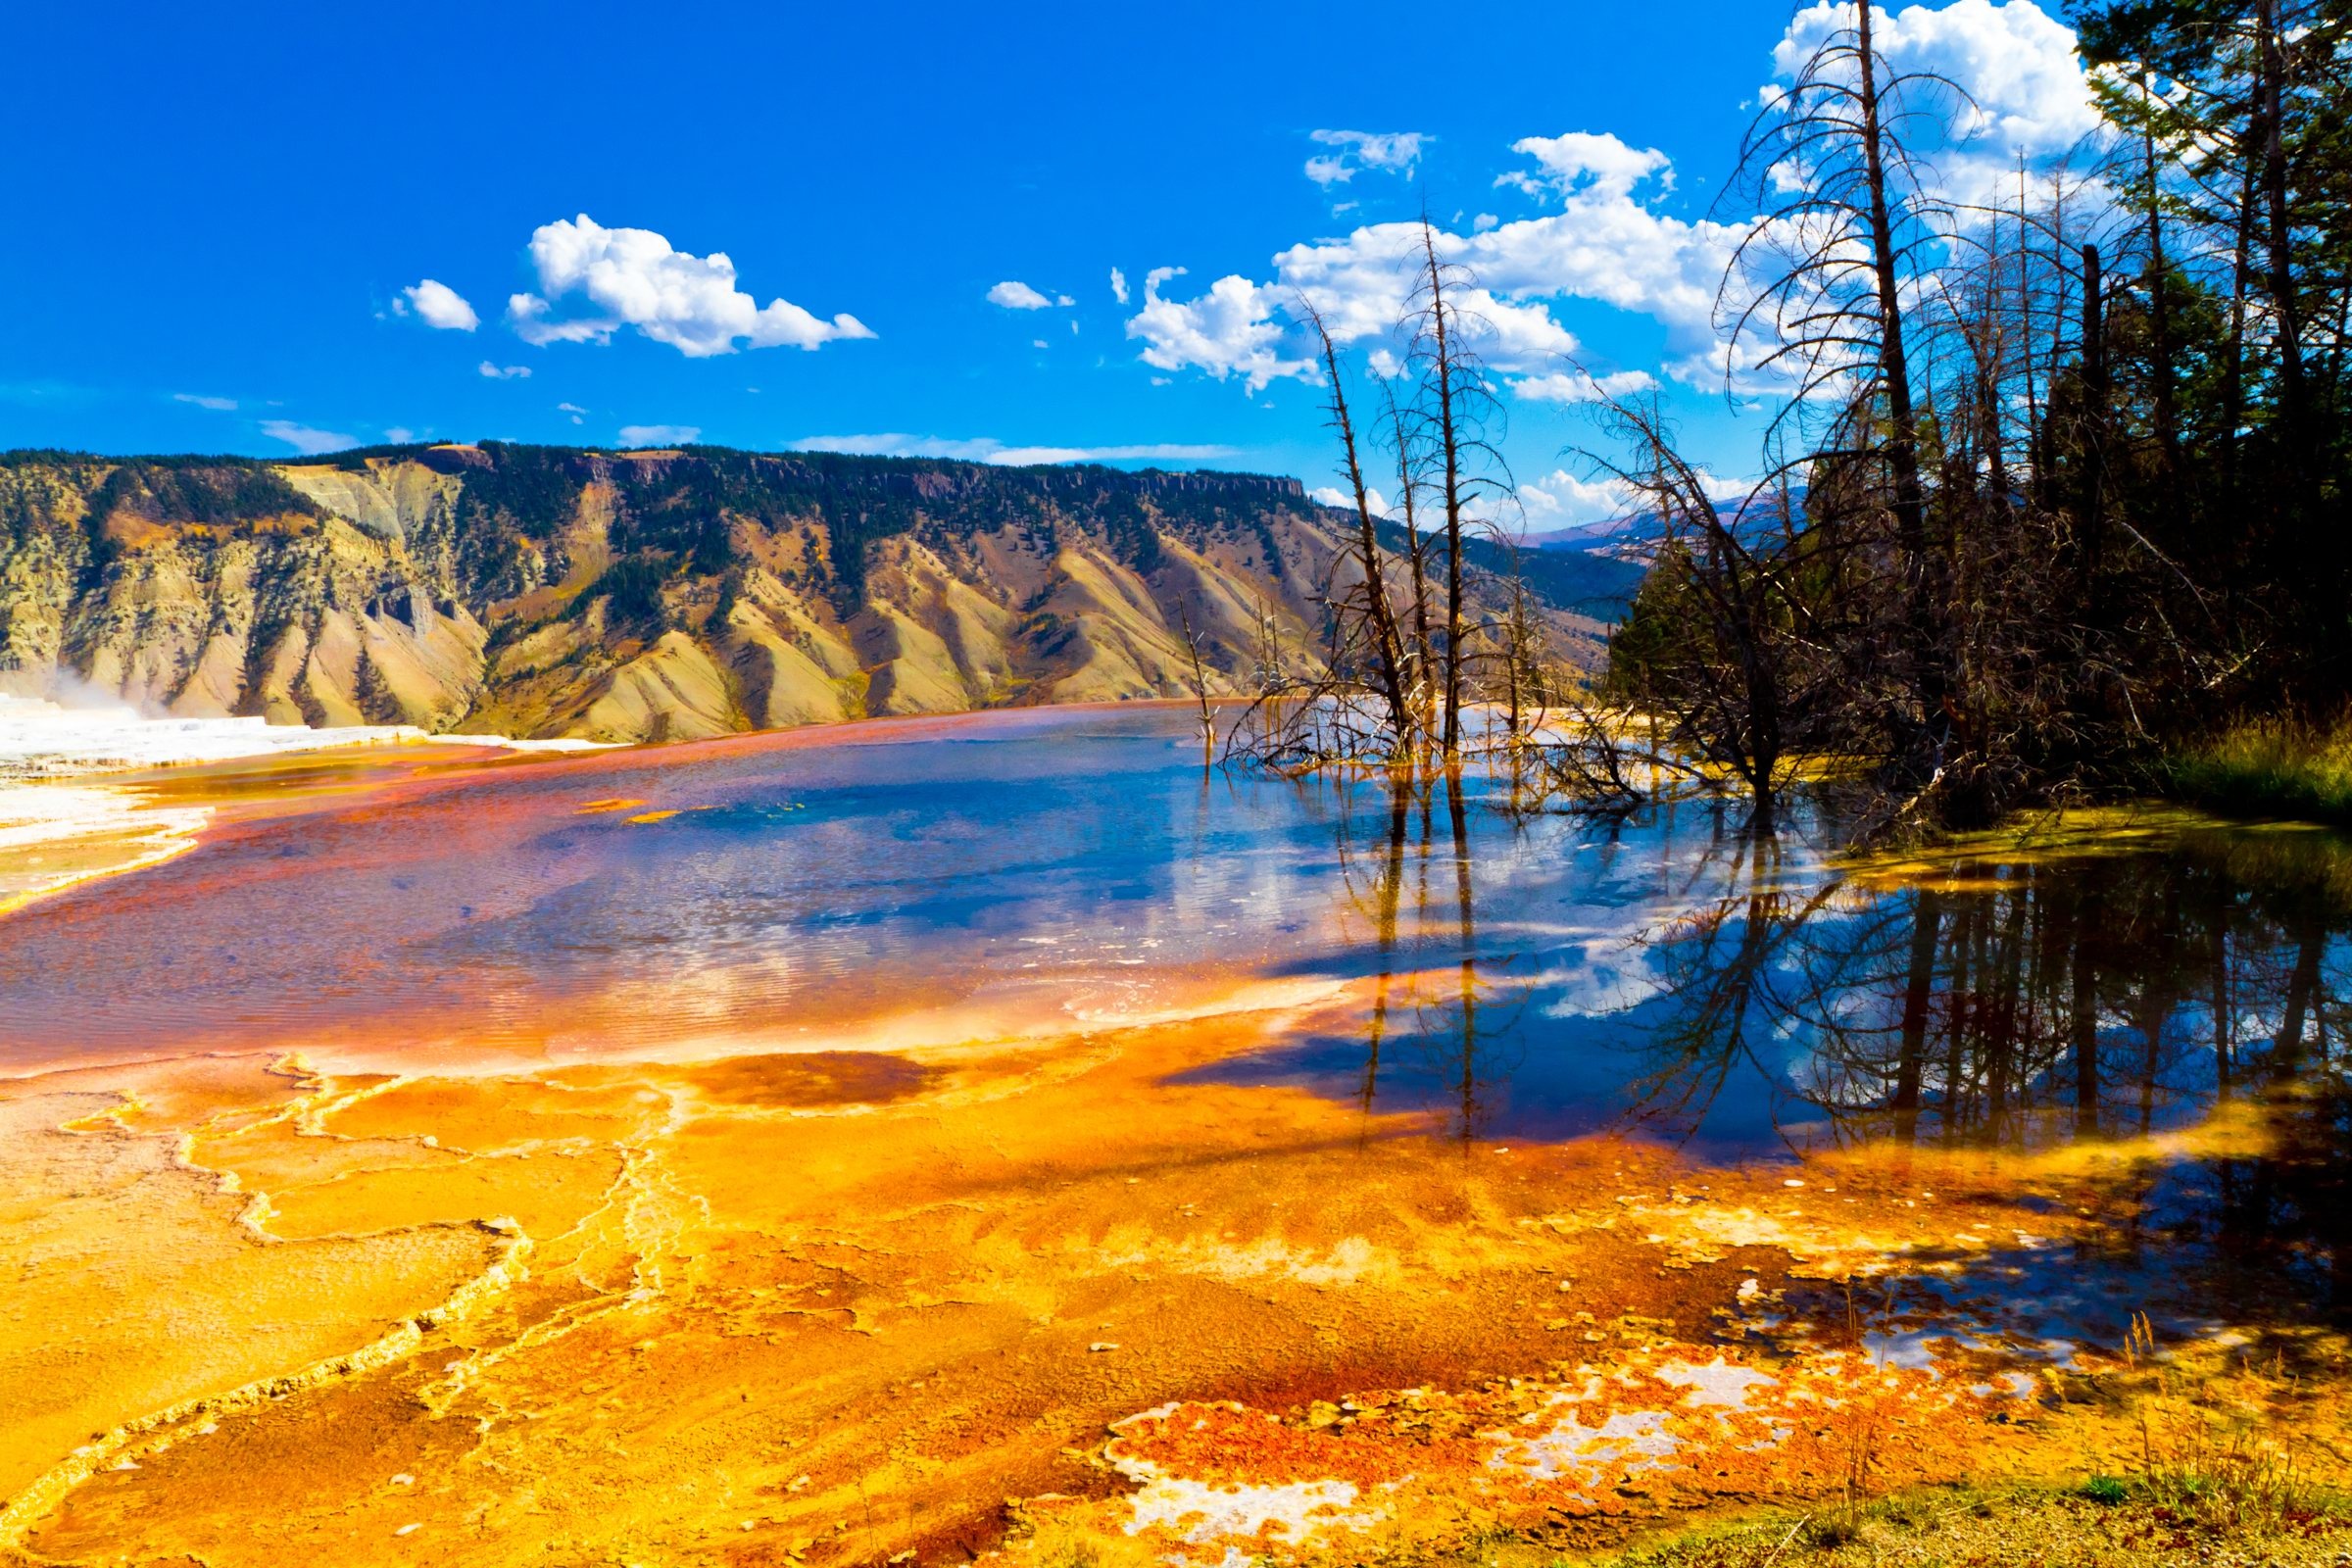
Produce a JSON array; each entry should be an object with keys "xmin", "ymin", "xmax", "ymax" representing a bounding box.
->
[
  {"xmin": 1611, "ymin": 819, "xmax": 2352, "ymax": 1306},
  {"xmin": 1617, "ymin": 829, "xmax": 1846, "ymax": 1148},
  {"xmin": 1325, "ymin": 771, "xmax": 1528, "ymax": 1143},
  {"xmin": 1306, "ymin": 775, "xmax": 2352, "ymax": 1305}
]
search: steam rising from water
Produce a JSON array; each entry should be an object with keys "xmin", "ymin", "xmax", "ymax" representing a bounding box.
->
[
  {"xmin": 0, "ymin": 693, "xmax": 599, "ymax": 914},
  {"xmin": 0, "ymin": 692, "xmax": 596, "ymax": 780}
]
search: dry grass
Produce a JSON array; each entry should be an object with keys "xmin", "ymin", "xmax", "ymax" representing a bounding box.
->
[
  {"xmin": 2161, "ymin": 713, "xmax": 2352, "ymax": 826},
  {"xmin": 2125, "ymin": 1330, "xmax": 2328, "ymax": 1536},
  {"xmin": 1418, "ymin": 1330, "xmax": 2352, "ymax": 1568},
  {"xmin": 1005, "ymin": 1515, "xmax": 1163, "ymax": 1568},
  {"xmin": 1410, "ymin": 1482, "xmax": 2352, "ymax": 1567}
]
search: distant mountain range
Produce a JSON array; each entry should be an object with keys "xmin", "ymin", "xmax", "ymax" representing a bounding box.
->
[
  {"xmin": 1520, "ymin": 515, "xmax": 1672, "ymax": 560},
  {"xmin": 0, "ymin": 444, "xmax": 1643, "ymax": 744},
  {"xmin": 1519, "ymin": 486, "xmax": 1794, "ymax": 564}
]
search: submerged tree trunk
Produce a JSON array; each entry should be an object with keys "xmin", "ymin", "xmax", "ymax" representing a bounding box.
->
[
  {"xmin": 1446, "ymin": 769, "xmax": 1479, "ymax": 1140},
  {"xmin": 1359, "ymin": 780, "xmax": 1412, "ymax": 1132},
  {"xmin": 2275, "ymin": 917, "xmax": 2323, "ymax": 1082},
  {"xmin": 2072, "ymin": 889, "xmax": 2102, "ymax": 1136},
  {"xmin": 1893, "ymin": 889, "xmax": 1944, "ymax": 1142}
]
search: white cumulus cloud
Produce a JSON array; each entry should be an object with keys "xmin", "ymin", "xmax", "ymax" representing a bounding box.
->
[
  {"xmin": 1128, "ymin": 131, "xmax": 1732, "ymax": 391},
  {"xmin": 1304, "ymin": 129, "xmax": 1428, "ymax": 187},
  {"xmin": 1522, "ymin": 468, "xmax": 1638, "ymax": 523},
  {"xmin": 616, "ymin": 423, "xmax": 701, "ymax": 447},
  {"xmin": 1126, "ymin": 269, "xmax": 1317, "ymax": 393},
  {"xmin": 394, "ymin": 279, "xmax": 479, "ymax": 332},
  {"xmin": 259, "ymin": 420, "xmax": 358, "ymax": 456},
  {"xmin": 1122, "ymin": 3, "xmax": 2098, "ymax": 401},
  {"xmin": 1110, "ymin": 267, "xmax": 1130, "ymax": 305},
  {"xmin": 1498, "ymin": 131, "xmax": 1674, "ymax": 202},
  {"xmin": 1770, "ymin": 0, "xmax": 2102, "ymax": 209},
  {"xmin": 478, "ymin": 362, "xmax": 531, "ymax": 379},
  {"xmin": 1523, "ymin": 466, "xmax": 1750, "ymax": 525},
  {"xmin": 508, "ymin": 215, "xmax": 873, "ymax": 357}
]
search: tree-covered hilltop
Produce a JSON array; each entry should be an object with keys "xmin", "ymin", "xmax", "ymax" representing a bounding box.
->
[
  {"xmin": 0, "ymin": 444, "xmax": 1637, "ymax": 745},
  {"xmin": 1572, "ymin": 0, "xmax": 2352, "ymax": 832}
]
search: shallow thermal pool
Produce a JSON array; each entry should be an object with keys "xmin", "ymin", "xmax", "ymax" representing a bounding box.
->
[
  {"xmin": 0, "ymin": 704, "xmax": 2345, "ymax": 1566},
  {"xmin": 6, "ymin": 705, "xmax": 2339, "ymax": 1164}
]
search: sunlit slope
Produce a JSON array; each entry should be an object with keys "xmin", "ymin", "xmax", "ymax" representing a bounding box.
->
[{"xmin": 0, "ymin": 446, "xmax": 1631, "ymax": 743}]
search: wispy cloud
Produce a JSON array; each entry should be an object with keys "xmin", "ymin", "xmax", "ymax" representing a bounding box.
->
[
  {"xmin": 794, "ymin": 434, "xmax": 1239, "ymax": 467},
  {"xmin": 0, "ymin": 379, "xmax": 99, "ymax": 405},
  {"xmin": 1304, "ymin": 129, "xmax": 1426, "ymax": 187},
  {"xmin": 172, "ymin": 392, "xmax": 237, "ymax": 411},
  {"xmin": 616, "ymin": 423, "xmax": 701, "ymax": 447},
  {"xmin": 259, "ymin": 419, "xmax": 357, "ymax": 455},
  {"xmin": 478, "ymin": 361, "xmax": 532, "ymax": 379},
  {"xmin": 1512, "ymin": 368, "xmax": 1660, "ymax": 404}
]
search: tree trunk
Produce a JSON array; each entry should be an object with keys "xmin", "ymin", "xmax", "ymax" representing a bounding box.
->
[
  {"xmin": 1391, "ymin": 397, "xmax": 1439, "ymax": 748},
  {"xmin": 2139, "ymin": 83, "xmax": 2182, "ymax": 518},
  {"xmin": 1855, "ymin": 0, "xmax": 1942, "ymax": 753},
  {"xmin": 2221, "ymin": 141, "xmax": 2259, "ymax": 512},
  {"xmin": 2079, "ymin": 242, "xmax": 2109, "ymax": 618},
  {"xmin": 1309, "ymin": 311, "xmax": 1412, "ymax": 751},
  {"xmin": 1421, "ymin": 226, "xmax": 1469, "ymax": 761},
  {"xmin": 1446, "ymin": 769, "xmax": 1479, "ymax": 1140}
]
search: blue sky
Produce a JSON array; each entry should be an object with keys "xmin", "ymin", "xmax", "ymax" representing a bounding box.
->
[{"xmin": 0, "ymin": 1, "xmax": 2097, "ymax": 523}]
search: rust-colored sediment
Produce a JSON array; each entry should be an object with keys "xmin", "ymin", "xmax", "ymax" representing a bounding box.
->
[
  {"xmin": 5, "ymin": 1006, "xmax": 2339, "ymax": 1567},
  {"xmin": 2, "ymin": 744, "xmax": 2346, "ymax": 1566}
]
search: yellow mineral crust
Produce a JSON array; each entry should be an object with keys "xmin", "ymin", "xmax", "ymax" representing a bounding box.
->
[{"xmin": 0, "ymin": 990, "xmax": 2337, "ymax": 1567}]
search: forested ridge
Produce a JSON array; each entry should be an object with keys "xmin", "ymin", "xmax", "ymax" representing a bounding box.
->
[
  {"xmin": 1232, "ymin": 0, "xmax": 2351, "ymax": 840},
  {"xmin": 1589, "ymin": 0, "xmax": 2352, "ymax": 830}
]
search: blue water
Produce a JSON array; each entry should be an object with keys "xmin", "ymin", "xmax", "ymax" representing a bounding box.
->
[{"xmin": 3, "ymin": 706, "xmax": 2345, "ymax": 1189}]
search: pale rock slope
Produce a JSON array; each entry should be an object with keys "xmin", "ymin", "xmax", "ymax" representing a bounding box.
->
[{"xmin": 0, "ymin": 445, "xmax": 1634, "ymax": 743}]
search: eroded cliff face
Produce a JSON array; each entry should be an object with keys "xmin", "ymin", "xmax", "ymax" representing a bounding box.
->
[{"xmin": 0, "ymin": 445, "xmax": 1615, "ymax": 743}]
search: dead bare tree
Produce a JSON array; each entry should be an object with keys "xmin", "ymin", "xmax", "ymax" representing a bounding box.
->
[
  {"xmin": 1301, "ymin": 296, "xmax": 1415, "ymax": 754},
  {"xmin": 1717, "ymin": 0, "xmax": 1972, "ymax": 784},
  {"xmin": 1175, "ymin": 597, "xmax": 1217, "ymax": 761},
  {"xmin": 1405, "ymin": 221, "xmax": 1509, "ymax": 761},
  {"xmin": 1584, "ymin": 397, "xmax": 1861, "ymax": 827},
  {"xmin": 1384, "ymin": 381, "xmax": 1440, "ymax": 742}
]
